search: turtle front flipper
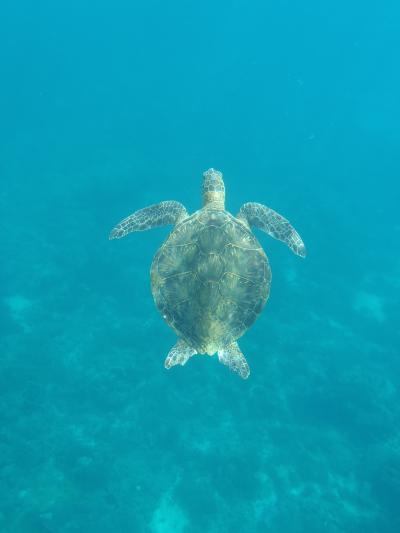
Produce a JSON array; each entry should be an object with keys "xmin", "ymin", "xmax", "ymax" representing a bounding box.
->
[
  {"xmin": 164, "ymin": 339, "xmax": 197, "ymax": 369},
  {"xmin": 237, "ymin": 202, "xmax": 306, "ymax": 258},
  {"xmin": 109, "ymin": 201, "xmax": 188, "ymax": 239},
  {"xmin": 218, "ymin": 342, "xmax": 250, "ymax": 379}
]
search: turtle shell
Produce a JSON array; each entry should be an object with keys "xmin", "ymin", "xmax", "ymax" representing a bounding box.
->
[{"xmin": 150, "ymin": 209, "xmax": 271, "ymax": 355}]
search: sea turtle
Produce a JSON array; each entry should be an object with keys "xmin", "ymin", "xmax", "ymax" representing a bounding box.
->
[{"xmin": 110, "ymin": 168, "xmax": 306, "ymax": 379}]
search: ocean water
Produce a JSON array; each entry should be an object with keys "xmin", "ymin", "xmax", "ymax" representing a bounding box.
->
[{"xmin": 1, "ymin": 0, "xmax": 399, "ymax": 531}]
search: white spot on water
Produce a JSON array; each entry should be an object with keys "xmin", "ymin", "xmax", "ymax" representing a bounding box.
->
[
  {"xmin": 150, "ymin": 492, "xmax": 188, "ymax": 533},
  {"xmin": 3, "ymin": 294, "xmax": 34, "ymax": 332},
  {"xmin": 353, "ymin": 291, "xmax": 385, "ymax": 322}
]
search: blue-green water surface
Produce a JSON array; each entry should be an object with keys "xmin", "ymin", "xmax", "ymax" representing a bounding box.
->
[{"xmin": 1, "ymin": 1, "xmax": 399, "ymax": 531}]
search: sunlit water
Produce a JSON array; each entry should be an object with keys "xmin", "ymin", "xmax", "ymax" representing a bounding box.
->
[{"xmin": 1, "ymin": 1, "xmax": 399, "ymax": 531}]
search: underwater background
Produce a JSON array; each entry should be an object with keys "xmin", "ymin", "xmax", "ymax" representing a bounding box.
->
[{"xmin": 1, "ymin": 0, "xmax": 400, "ymax": 531}]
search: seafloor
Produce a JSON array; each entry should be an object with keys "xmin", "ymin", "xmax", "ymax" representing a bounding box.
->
[{"xmin": 1, "ymin": 161, "xmax": 399, "ymax": 533}]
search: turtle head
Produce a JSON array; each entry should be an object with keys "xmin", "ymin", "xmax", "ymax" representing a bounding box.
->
[{"xmin": 202, "ymin": 168, "xmax": 225, "ymax": 209}]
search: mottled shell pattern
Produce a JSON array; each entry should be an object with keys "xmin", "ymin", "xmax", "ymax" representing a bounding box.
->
[{"xmin": 151, "ymin": 208, "xmax": 271, "ymax": 355}]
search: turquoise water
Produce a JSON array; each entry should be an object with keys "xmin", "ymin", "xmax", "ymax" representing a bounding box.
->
[{"xmin": 1, "ymin": 1, "xmax": 400, "ymax": 531}]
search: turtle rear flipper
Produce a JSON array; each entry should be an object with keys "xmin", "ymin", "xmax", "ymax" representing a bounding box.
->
[
  {"xmin": 164, "ymin": 339, "xmax": 197, "ymax": 369},
  {"xmin": 109, "ymin": 201, "xmax": 188, "ymax": 239},
  {"xmin": 238, "ymin": 202, "xmax": 306, "ymax": 258},
  {"xmin": 218, "ymin": 342, "xmax": 250, "ymax": 379}
]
